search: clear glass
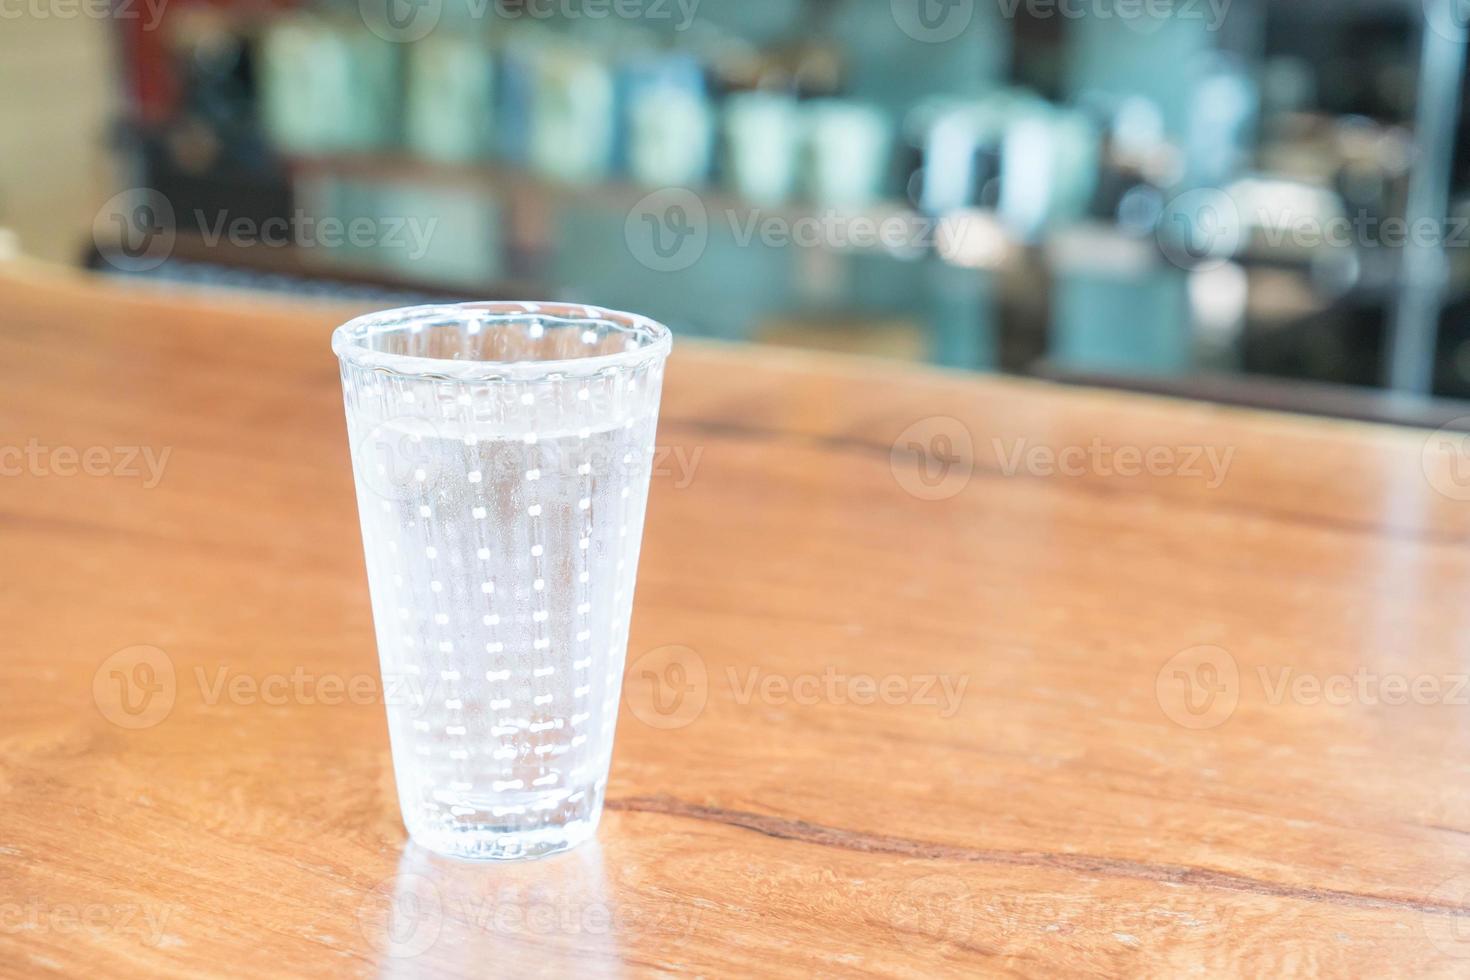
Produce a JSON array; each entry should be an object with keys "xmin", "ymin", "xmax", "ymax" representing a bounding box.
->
[{"xmin": 333, "ymin": 301, "xmax": 670, "ymax": 860}]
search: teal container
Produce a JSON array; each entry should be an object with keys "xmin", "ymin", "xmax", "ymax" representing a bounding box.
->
[{"xmin": 1050, "ymin": 250, "xmax": 1192, "ymax": 374}]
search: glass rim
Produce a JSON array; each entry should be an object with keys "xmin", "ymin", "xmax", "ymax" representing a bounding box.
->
[{"xmin": 332, "ymin": 300, "xmax": 672, "ymax": 382}]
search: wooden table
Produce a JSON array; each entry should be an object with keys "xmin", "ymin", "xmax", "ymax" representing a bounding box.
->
[{"xmin": 4, "ymin": 263, "xmax": 1470, "ymax": 977}]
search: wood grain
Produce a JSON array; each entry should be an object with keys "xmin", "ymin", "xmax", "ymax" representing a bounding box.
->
[{"xmin": 3, "ymin": 261, "xmax": 1470, "ymax": 976}]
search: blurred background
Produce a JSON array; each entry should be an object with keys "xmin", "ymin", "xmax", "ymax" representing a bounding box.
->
[{"xmin": 8, "ymin": 0, "xmax": 1470, "ymax": 412}]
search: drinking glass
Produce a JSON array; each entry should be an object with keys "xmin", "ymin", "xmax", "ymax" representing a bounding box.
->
[{"xmin": 333, "ymin": 302, "xmax": 670, "ymax": 860}]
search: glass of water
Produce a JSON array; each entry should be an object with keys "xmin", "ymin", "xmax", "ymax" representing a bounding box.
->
[{"xmin": 333, "ymin": 302, "xmax": 670, "ymax": 860}]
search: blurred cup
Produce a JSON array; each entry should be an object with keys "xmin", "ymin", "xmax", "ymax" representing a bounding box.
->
[
  {"xmin": 723, "ymin": 92, "xmax": 801, "ymax": 206},
  {"xmin": 259, "ymin": 18, "xmax": 398, "ymax": 153},
  {"xmin": 259, "ymin": 16, "xmax": 354, "ymax": 154},
  {"xmin": 530, "ymin": 42, "xmax": 616, "ymax": 184},
  {"xmin": 405, "ymin": 33, "xmax": 496, "ymax": 164},
  {"xmin": 623, "ymin": 56, "xmax": 714, "ymax": 188},
  {"xmin": 803, "ymin": 99, "xmax": 890, "ymax": 208}
]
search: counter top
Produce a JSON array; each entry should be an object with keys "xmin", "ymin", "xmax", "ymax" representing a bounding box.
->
[{"xmin": 3, "ymin": 264, "xmax": 1470, "ymax": 975}]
